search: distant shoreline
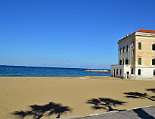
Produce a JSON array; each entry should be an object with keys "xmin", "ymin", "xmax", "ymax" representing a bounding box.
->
[
  {"xmin": 0, "ymin": 65, "xmax": 111, "ymax": 77},
  {"xmin": 85, "ymin": 69, "xmax": 111, "ymax": 73}
]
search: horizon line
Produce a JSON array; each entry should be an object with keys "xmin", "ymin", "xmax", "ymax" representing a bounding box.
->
[{"xmin": 0, "ymin": 64, "xmax": 110, "ymax": 70}]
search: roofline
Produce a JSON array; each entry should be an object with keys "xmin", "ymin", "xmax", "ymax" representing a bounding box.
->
[
  {"xmin": 137, "ymin": 29, "xmax": 155, "ymax": 34},
  {"xmin": 117, "ymin": 32, "xmax": 135, "ymax": 44},
  {"xmin": 118, "ymin": 29, "xmax": 155, "ymax": 44}
]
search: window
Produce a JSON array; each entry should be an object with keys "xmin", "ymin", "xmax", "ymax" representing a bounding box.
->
[
  {"xmin": 131, "ymin": 68, "xmax": 134, "ymax": 74},
  {"xmin": 125, "ymin": 59, "xmax": 129, "ymax": 65},
  {"xmin": 127, "ymin": 72, "xmax": 129, "ymax": 78},
  {"xmin": 116, "ymin": 69, "xmax": 118, "ymax": 75},
  {"xmin": 152, "ymin": 59, "xmax": 155, "ymax": 65},
  {"xmin": 153, "ymin": 70, "xmax": 155, "ymax": 76},
  {"xmin": 123, "ymin": 47, "xmax": 125, "ymax": 53},
  {"xmin": 152, "ymin": 44, "xmax": 155, "ymax": 50},
  {"xmin": 113, "ymin": 69, "xmax": 115, "ymax": 77},
  {"xmin": 138, "ymin": 58, "xmax": 142, "ymax": 65},
  {"xmin": 138, "ymin": 69, "xmax": 141, "ymax": 75},
  {"xmin": 126, "ymin": 45, "xmax": 128, "ymax": 52},
  {"xmin": 138, "ymin": 42, "xmax": 142, "ymax": 50},
  {"xmin": 119, "ymin": 60, "xmax": 122, "ymax": 65}
]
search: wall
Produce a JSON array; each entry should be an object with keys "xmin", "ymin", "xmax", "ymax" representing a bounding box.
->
[
  {"xmin": 135, "ymin": 67, "xmax": 155, "ymax": 78},
  {"xmin": 135, "ymin": 32, "xmax": 155, "ymax": 67},
  {"xmin": 118, "ymin": 34, "xmax": 135, "ymax": 68}
]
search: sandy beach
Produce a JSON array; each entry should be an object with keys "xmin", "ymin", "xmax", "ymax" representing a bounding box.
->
[{"xmin": 0, "ymin": 76, "xmax": 155, "ymax": 119}]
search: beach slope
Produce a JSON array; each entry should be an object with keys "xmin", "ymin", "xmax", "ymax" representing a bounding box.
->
[{"xmin": 0, "ymin": 77, "xmax": 155, "ymax": 118}]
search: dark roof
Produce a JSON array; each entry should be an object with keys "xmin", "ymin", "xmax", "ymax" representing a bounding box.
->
[{"xmin": 72, "ymin": 106, "xmax": 155, "ymax": 119}]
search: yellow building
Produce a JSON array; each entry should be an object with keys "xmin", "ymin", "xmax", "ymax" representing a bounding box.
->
[{"xmin": 112, "ymin": 29, "xmax": 155, "ymax": 79}]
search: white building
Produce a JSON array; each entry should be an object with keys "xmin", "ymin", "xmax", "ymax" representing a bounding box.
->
[{"xmin": 111, "ymin": 29, "xmax": 155, "ymax": 79}]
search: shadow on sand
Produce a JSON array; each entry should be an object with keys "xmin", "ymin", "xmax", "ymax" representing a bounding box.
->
[
  {"xmin": 124, "ymin": 91, "xmax": 155, "ymax": 101},
  {"xmin": 146, "ymin": 88, "xmax": 155, "ymax": 93},
  {"xmin": 87, "ymin": 97, "xmax": 126, "ymax": 112},
  {"xmin": 124, "ymin": 90, "xmax": 155, "ymax": 119},
  {"xmin": 12, "ymin": 101, "xmax": 71, "ymax": 119}
]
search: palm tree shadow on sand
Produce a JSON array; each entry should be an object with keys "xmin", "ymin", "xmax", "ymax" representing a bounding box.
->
[
  {"xmin": 124, "ymin": 90, "xmax": 155, "ymax": 119},
  {"xmin": 13, "ymin": 111, "xmax": 33, "ymax": 119},
  {"xmin": 146, "ymin": 88, "xmax": 155, "ymax": 100},
  {"xmin": 12, "ymin": 102, "xmax": 72, "ymax": 119},
  {"xmin": 124, "ymin": 91, "xmax": 155, "ymax": 101},
  {"xmin": 146, "ymin": 88, "xmax": 155, "ymax": 93},
  {"xmin": 87, "ymin": 97, "xmax": 126, "ymax": 112}
]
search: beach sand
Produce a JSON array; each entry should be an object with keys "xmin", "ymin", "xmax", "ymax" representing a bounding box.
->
[{"xmin": 0, "ymin": 76, "xmax": 155, "ymax": 119}]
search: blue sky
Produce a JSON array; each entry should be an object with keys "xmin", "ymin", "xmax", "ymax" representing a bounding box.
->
[{"xmin": 0, "ymin": 0, "xmax": 155, "ymax": 68}]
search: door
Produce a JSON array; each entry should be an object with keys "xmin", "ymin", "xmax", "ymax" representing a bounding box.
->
[{"xmin": 127, "ymin": 72, "xmax": 129, "ymax": 79}]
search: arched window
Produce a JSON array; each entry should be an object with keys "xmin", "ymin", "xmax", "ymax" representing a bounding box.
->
[
  {"xmin": 126, "ymin": 45, "xmax": 128, "ymax": 52},
  {"xmin": 138, "ymin": 69, "xmax": 141, "ymax": 75},
  {"xmin": 119, "ymin": 60, "xmax": 122, "ymax": 65},
  {"xmin": 123, "ymin": 47, "xmax": 125, "ymax": 53},
  {"xmin": 152, "ymin": 44, "xmax": 155, "ymax": 50},
  {"xmin": 131, "ymin": 68, "xmax": 134, "ymax": 74},
  {"xmin": 152, "ymin": 59, "xmax": 155, "ymax": 65},
  {"xmin": 125, "ymin": 59, "xmax": 129, "ymax": 65},
  {"xmin": 116, "ymin": 69, "xmax": 118, "ymax": 75}
]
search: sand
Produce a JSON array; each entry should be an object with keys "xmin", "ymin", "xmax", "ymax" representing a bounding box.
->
[{"xmin": 0, "ymin": 76, "xmax": 155, "ymax": 119}]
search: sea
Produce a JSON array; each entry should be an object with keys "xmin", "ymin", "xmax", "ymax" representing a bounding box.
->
[{"xmin": 0, "ymin": 65, "xmax": 111, "ymax": 77}]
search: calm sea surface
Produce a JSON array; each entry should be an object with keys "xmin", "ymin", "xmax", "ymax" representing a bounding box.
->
[{"xmin": 0, "ymin": 65, "xmax": 111, "ymax": 77}]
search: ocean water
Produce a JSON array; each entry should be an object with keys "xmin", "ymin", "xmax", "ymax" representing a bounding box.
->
[{"xmin": 0, "ymin": 65, "xmax": 111, "ymax": 77}]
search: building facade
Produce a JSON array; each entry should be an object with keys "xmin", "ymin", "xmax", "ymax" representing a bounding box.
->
[{"xmin": 111, "ymin": 29, "xmax": 155, "ymax": 79}]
